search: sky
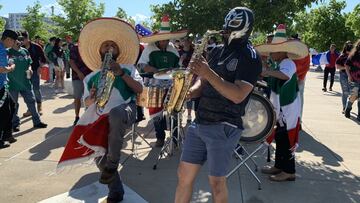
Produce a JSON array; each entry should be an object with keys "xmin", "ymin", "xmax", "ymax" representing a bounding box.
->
[
  {"xmin": 0, "ymin": 0, "xmax": 171, "ymax": 22},
  {"xmin": 0, "ymin": 0, "xmax": 358, "ymax": 23}
]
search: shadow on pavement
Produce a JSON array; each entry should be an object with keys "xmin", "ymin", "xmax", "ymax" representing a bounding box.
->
[
  {"xmin": 297, "ymin": 130, "xmax": 343, "ymax": 167},
  {"xmin": 28, "ymin": 126, "xmax": 72, "ymax": 161},
  {"xmin": 53, "ymin": 103, "xmax": 74, "ymax": 114}
]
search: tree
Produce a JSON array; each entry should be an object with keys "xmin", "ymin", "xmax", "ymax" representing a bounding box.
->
[
  {"xmin": 21, "ymin": 1, "xmax": 51, "ymax": 40},
  {"xmin": 53, "ymin": 0, "xmax": 105, "ymax": 40},
  {"xmin": 150, "ymin": 0, "xmax": 320, "ymax": 35},
  {"xmin": 0, "ymin": 5, "xmax": 6, "ymax": 31},
  {"xmin": 346, "ymin": 4, "xmax": 360, "ymax": 38},
  {"xmin": 115, "ymin": 7, "xmax": 135, "ymax": 25},
  {"xmin": 293, "ymin": 0, "xmax": 355, "ymax": 52}
]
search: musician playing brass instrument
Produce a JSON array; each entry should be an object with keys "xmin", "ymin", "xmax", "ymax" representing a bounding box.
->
[
  {"xmin": 175, "ymin": 7, "xmax": 262, "ymax": 203},
  {"xmin": 58, "ymin": 18, "xmax": 142, "ymax": 203}
]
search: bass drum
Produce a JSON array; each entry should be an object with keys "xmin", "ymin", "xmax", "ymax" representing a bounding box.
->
[{"xmin": 240, "ymin": 91, "xmax": 276, "ymax": 143}]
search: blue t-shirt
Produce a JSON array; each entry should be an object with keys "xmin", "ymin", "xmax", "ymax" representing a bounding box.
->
[{"xmin": 0, "ymin": 42, "xmax": 8, "ymax": 89}]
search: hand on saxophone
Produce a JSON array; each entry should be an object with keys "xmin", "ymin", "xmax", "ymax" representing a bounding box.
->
[
  {"xmin": 110, "ymin": 61, "xmax": 124, "ymax": 76},
  {"xmin": 85, "ymin": 84, "xmax": 97, "ymax": 107},
  {"xmin": 189, "ymin": 55, "xmax": 211, "ymax": 80}
]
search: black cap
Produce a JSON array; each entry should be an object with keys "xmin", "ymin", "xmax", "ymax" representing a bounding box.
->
[{"xmin": 2, "ymin": 29, "xmax": 18, "ymax": 40}]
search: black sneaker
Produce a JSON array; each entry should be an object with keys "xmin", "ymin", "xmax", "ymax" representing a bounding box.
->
[
  {"xmin": 329, "ymin": 87, "xmax": 333, "ymax": 91},
  {"xmin": 13, "ymin": 126, "xmax": 20, "ymax": 132},
  {"xmin": 34, "ymin": 122, "xmax": 48, "ymax": 128},
  {"xmin": 99, "ymin": 167, "xmax": 117, "ymax": 184},
  {"xmin": 322, "ymin": 87, "xmax": 327, "ymax": 92},
  {"xmin": 6, "ymin": 136, "xmax": 17, "ymax": 144},
  {"xmin": 0, "ymin": 142, "xmax": 10, "ymax": 149},
  {"xmin": 73, "ymin": 117, "xmax": 80, "ymax": 126},
  {"xmin": 106, "ymin": 194, "xmax": 124, "ymax": 203},
  {"xmin": 344, "ymin": 108, "xmax": 351, "ymax": 118}
]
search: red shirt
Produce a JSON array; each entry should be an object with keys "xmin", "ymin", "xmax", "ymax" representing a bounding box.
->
[
  {"xmin": 294, "ymin": 55, "xmax": 310, "ymax": 81},
  {"xmin": 326, "ymin": 52, "xmax": 337, "ymax": 68}
]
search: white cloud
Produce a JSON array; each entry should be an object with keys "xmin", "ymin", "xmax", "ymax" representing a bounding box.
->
[
  {"xmin": 130, "ymin": 13, "xmax": 150, "ymax": 23},
  {"xmin": 40, "ymin": 3, "xmax": 65, "ymax": 17}
]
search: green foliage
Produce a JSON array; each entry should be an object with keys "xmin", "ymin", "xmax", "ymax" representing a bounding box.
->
[
  {"xmin": 115, "ymin": 7, "xmax": 135, "ymax": 25},
  {"xmin": 53, "ymin": 0, "xmax": 105, "ymax": 41},
  {"xmin": 0, "ymin": 5, "xmax": 5, "ymax": 31},
  {"xmin": 294, "ymin": 0, "xmax": 356, "ymax": 52},
  {"xmin": 150, "ymin": 0, "xmax": 319, "ymax": 35},
  {"xmin": 250, "ymin": 32, "xmax": 267, "ymax": 46},
  {"xmin": 21, "ymin": 1, "xmax": 48, "ymax": 40},
  {"xmin": 346, "ymin": 4, "xmax": 360, "ymax": 37}
]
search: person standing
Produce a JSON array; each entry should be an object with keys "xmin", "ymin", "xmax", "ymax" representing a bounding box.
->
[
  {"xmin": 0, "ymin": 30, "xmax": 18, "ymax": 149},
  {"xmin": 7, "ymin": 37, "xmax": 47, "ymax": 132},
  {"xmin": 344, "ymin": 39, "xmax": 360, "ymax": 121},
  {"xmin": 175, "ymin": 7, "xmax": 262, "ymax": 203},
  {"xmin": 44, "ymin": 37, "xmax": 56, "ymax": 83},
  {"xmin": 336, "ymin": 41, "xmax": 353, "ymax": 113},
  {"xmin": 322, "ymin": 44, "xmax": 340, "ymax": 92},
  {"xmin": 50, "ymin": 38, "xmax": 65, "ymax": 91},
  {"xmin": 138, "ymin": 15, "xmax": 187, "ymax": 147},
  {"xmin": 257, "ymin": 24, "xmax": 307, "ymax": 182},
  {"xmin": 21, "ymin": 31, "xmax": 47, "ymax": 117},
  {"xmin": 179, "ymin": 36, "xmax": 195, "ymax": 122},
  {"xmin": 69, "ymin": 44, "xmax": 92, "ymax": 125}
]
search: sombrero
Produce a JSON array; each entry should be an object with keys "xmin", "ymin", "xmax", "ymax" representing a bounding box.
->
[
  {"xmin": 78, "ymin": 18, "xmax": 139, "ymax": 71},
  {"xmin": 255, "ymin": 24, "xmax": 308, "ymax": 60},
  {"xmin": 140, "ymin": 15, "xmax": 188, "ymax": 43}
]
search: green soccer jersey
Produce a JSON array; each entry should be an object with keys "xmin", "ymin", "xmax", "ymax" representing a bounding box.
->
[{"xmin": 7, "ymin": 47, "xmax": 33, "ymax": 91}]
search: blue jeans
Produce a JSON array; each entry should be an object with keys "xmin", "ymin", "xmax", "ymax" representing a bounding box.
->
[
  {"xmin": 30, "ymin": 71, "xmax": 42, "ymax": 104},
  {"xmin": 339, "ymin": 71, "xmax": 350, "ymax": 109},
  {"xmin": 9, "ymin": 90, "xmax": 41, "ymax": 127},
  {"xmin": 345, "ymin": 81, "xmax": 360, "ymax": 115}
]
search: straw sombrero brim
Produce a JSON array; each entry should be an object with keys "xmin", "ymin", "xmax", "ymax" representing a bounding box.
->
[
  {"xmin": 79, "ymin": 18, "xmax": 139, "ymax": 71},
  {"xmin": 255, "ymin": 40, "xmax": 309, "ymax": 60},
  {"xmin": 140, "ymin": 30, "xmax": 188, "ymax": 43}
]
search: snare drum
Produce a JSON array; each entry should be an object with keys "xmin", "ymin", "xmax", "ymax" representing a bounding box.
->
[{"xmin": 136, "ymin": 86, "xmax": 167, "ymax": 108}]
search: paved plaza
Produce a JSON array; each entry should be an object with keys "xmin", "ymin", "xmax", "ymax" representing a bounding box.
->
[{"xmin": 0, "ymin": 67, "xmax": 359, "ymax": 203}]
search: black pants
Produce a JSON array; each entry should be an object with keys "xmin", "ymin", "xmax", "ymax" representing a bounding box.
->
[
  {"xmin": 0, "ymin": 87, "xmax": 15, "ymax": 142},
  {"xmin": 274, "ymin": 123, "xmax": 295, "ymax": 174},
  {"xmin": 323, "ymin": 67, "xmax": 336, "ymax": 89}
]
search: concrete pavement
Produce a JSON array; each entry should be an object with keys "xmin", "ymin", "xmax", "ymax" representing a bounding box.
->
[{"xmin": 0, "ymin": 67, "xmax": 359, "ymax": 203}]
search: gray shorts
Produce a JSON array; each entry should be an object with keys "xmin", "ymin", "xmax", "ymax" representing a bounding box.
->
[
  {"xmin": 181, "ymin": 122, "xmax": 241, "ymax": 177},
  {"xmin": 72, "ymin": 80, "xmax": 84, "ymax": 99}
]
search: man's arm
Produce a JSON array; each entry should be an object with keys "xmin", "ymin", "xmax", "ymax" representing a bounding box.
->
[
  {"xmin": 36, "ymin": 44, "xmax": 47, "ymax": 65},
  {"xmin": 190, "ymin": 57, "xmax": 254, "ymax": 104},
  {"xmin": 188, "ymin": 77, "xmax": 206, "ymax": 99},
  {"xmin": 142, "ymin": 64, "xmax": 158, "ymax": 73},
  {"xmin": 69, "ymin": 59, "xmax": 85, "ymax": 80},
  {"xmin": 111, "ymin": 62, "xmax": 142, "ymax": 94},
  {"xmin": 261, "ymin": 70, "xmax": 290, "ymax": 80},
  {"xmin": 0, "ymin": 64, "xmax": 15, "ymax": 73}
]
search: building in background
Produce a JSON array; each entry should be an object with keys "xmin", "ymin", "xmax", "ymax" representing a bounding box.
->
[{"xmin": 4, "ymin": 13, "xmax": 55, "ymax": 31}]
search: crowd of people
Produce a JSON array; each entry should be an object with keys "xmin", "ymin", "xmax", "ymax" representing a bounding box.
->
[{"xmin": 0, "ymin": 5, "xmax": 359, "ymax": 203}]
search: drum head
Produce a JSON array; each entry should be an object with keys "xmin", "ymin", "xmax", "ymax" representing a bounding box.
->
[
  {"xmin": 240, "ymin": 92, "xmax": 276, "ymax": 143},
  {"xmin": 153, "ymin": 68, "xmax": 188, "ymax": 80}
]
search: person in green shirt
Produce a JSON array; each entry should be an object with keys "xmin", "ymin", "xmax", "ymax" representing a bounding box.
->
[
  {"xmin": 137, "ymin": 15, "xmax": 187, "ymax": 147},
  {"xmin": 44, "ymin": 37, "xmax": 56, "ymax": 83},
  {"xmin": 7, "ymin": 37, "xmax": 47, "ymax": 132}
]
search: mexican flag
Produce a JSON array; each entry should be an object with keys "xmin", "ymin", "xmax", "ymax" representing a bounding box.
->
[{"xmin": 58, "ymin": 66, "xmax": 139, "ymax": 169}]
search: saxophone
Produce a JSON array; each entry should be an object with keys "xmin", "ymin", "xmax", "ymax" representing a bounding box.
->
[
  {"xmin": 96, "ymin": 49, "xmax": 115, "ymax": 112},
  {"xmin": 164, "ymin": 30, "xmax": 219, "ymax": 114}
]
